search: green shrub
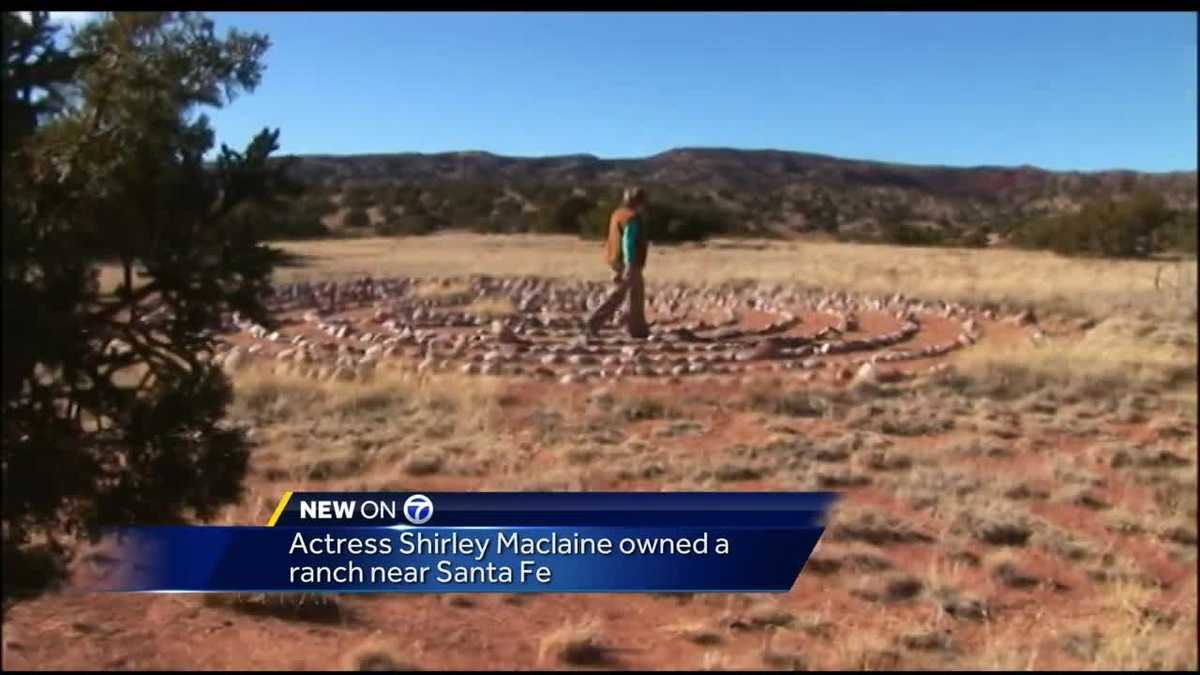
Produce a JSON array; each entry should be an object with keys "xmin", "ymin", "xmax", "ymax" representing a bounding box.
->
[
  {"xmin": 343, "ymin": 207, "xmax": 370, "ymax": 229},
  {"xmin": 342, "ymin": 184, "xmax": 375, "ymax": 210},
  {"xmin": 1012, "ymin": 189, "xmax": 1174, "ymax": 258},
  {"xmin": 959, "ymin": 227, "xmax": 990, "ymax": 248},
  {"xmin": 879, "ymin": 221, "xmax": 946, "ymax": 247},
  {"xmin": 376, "ymin": 208, "xmax": 441, "ymax": 236},
  {"xmin": 642, "ymin": 199, "xmax": 733, "ymax": 243},
  {"xmin": 229, "ymin": 198, "xmax": 330, "ymax": 241},
  {"xmin": 539, "ymin": 195, "xmax": 595, "ymax": 235},
  {"xmin": 1157, "ymin": 210, "xmax": 1198, "ymax": 256}
]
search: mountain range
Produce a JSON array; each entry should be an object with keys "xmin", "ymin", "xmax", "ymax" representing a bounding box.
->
[{"xmin": 281, "ymin": 147, "xmax": 1198, "ymax": 239}]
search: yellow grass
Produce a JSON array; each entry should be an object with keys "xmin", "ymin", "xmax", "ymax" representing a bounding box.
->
[
  {"xmin": 230, "ymin": 366, "xmax": 504, "ymax": 435},
  {"xmin": 409, "ymin": 277, "xmax": 473, "ymax": 300},
  {"xmin": 269, "ymin": 232, "xmax": 1198, "ymax": 321},
  {"xmin": 1085, "ymin": 575, "xmax": 1196, "ymax": 670},
  {"xmin": 27, "ymin": 233, "xmax": 1195, "ymax": 671},
  {"xmin": 953, "ymin": 315, "xmax": 1197, "ymax": 399},
  {"xmin": 537, "ymin": 615, "xmax": 610, "ymax": 666},
  {"xmin": 340, "ymin": 636, "xmax": 420, "ymax": 671},
  {"xmin": 464, "ymin": 294, "xmax": 516, "ymax": 317}
]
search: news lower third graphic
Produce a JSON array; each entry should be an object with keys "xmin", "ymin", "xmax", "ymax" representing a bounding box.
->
[{"xmin": 89, "ymin": 492, "xmax": 837, "ymax": 593}]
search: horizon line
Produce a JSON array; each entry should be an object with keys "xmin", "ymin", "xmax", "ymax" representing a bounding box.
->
[{"xmin": 269, "ymin": 145, "xmax": 1199, "ymax": 176}]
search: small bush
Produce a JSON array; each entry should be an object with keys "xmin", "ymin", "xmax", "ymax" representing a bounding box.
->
[
  {"xmin": 959, "ymin": 227, "xmax": 990, "ymax": 248},
  {"xmin": 539, "ymin": 194, "xmax": 595, "ymax": 235},
  {"xmin": 1158, "ymin": 209, "xmax": 1198, "ymax": 255},
  {"xmin": 644, "ymin": 199, "xmax": 733, "ymax": 243},
  {"xmin": 1012, "ymin": 189, "xmax": 1175, "ymax": 258},
  {"xmin": 375, "ymin": 210, "xmax": 439, "ymax": 236},
  {"xmin": 538, "ymin": 616, "xmax": 616, "ymax": 666},
  {"xmin": 343, "ymin": 207, "xmax": 371, "ymax": 229},
  {"xmin": 342, "ymin": 184, "xmax": 376, "ymax": 210},
  {"xmin": 880, "ymin": 221, "xmax": 947, "ymax": 247}
]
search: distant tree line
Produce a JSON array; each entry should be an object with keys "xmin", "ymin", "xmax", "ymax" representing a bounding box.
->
[
  {"xmin": 286, "ymin": 178, "xmax": 738, "ymax": 244},
  {"xmin": 1008, "ymin": 189, "xmax": 1196, "ymax": 258},
  {"xmin": 827, "ymin": 188, "xmax": 1195, "ymax": 257},
  {"xmin": 267, "ymin": 173, "xmax": 1196, "ymax": 259},
  {"xmin": 542, "ymin": 185, "xmax": 735, "ymax": 243}
]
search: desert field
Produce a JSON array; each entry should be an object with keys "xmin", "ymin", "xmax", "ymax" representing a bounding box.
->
[
  {"xmin": 7, "ymin": 233, "xmax": 1198, "ymax": 670},
  {"xmin": 266, "ymin": 233, "xmax": 1197, "ymax": 318}
]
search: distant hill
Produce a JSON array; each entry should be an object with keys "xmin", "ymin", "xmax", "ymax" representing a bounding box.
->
[{"xmin": 276, "ymin": 147, "xmax": 1198, "ymax": 242}]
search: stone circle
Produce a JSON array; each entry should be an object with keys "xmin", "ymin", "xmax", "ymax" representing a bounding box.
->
[{"xmin": 202, "ymin": 274, "xmax": 1022, "ymax": 384}]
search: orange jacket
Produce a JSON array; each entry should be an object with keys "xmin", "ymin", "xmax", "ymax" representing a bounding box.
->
[{"xmin": 605, "ymin": 206, "xmax": 648, "ymax": 271}]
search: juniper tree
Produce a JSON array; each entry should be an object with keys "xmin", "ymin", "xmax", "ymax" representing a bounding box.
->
[{"xmin": 2, "ymin": 11, "xmax": 290, "ymax": 574}]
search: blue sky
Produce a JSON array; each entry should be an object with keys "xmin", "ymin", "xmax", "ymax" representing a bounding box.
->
[{"xmin": 51, "ymin": 11, "xmax": 1198, "ymax": 172}]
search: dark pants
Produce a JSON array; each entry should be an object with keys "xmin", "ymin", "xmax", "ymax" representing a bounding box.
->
[{"xmin": 587, "ymin": 267, "xmax": 648, "ymax": 337}]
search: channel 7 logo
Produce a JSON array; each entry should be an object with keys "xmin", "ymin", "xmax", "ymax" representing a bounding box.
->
[{"xmin": 403, "ymin": 494, "xmax": 433, "ymax": 525}]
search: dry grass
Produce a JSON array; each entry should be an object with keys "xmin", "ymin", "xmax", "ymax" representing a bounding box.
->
[
  {"xmin": 226, "ymin": 367, "xmax": 517, "ymax": 490},
  {"xmin": 973, "ymin": 617, "xmax": 1048, "ymax": 670},
  {"xmin": 760, "ymin": 630, "xmax": 808, "ymax": 670},
  {"xmin": 408, "ymin": 277, "xmax": 473, "ymax": 301},
  {"xmin": 202, "ymin": 592, "xmax": 347, "ymax": 625},
  {"xmin": 1037, "ymin": 574, "xmax": 1199, "ymax": 670},
  {"xmin": 699, "ymin": 649, "xmax": 733, "ymax": 671},
  {"xmin": 99, "ymin": 233, "xmax": 1195, "ymax": 670},
  {"xmin": 340, "ymin": 636, "xmax": 421, "ymax": 671},
  {"xmin": 230, "ymin": 368, "xmax": 504, "ymax": 435},
  {"xmin": 922, "ymin": 554, "xmax": 977, "ymax": 600},
  {"xmin": 743, "ymin": 381, "xmax": 833, "ymax": 418},
  {"xmin": 661, "ymin": 620, "xmax": 725, "ymax": 646},
  {"xmin": 950, "ymin": 316, "xmax": 1197, "ymax": 401},
  {"xmin": 744, "ymin": 601, "xmax": 796, "ymax": 630},
  {"xmin": 537, "ymin": 615, "xmax": 614, "ymax": 666},
  {"xmin": 213, "ymin": 488, "xmax": 280, "ymax": 526},
  {"xmin": 266, "ymin": 232, "xmax": 1198, "ymax": 321},
  {"xmin": 463, "ymin": 294, "xmax": 516, "ymax": 317}
]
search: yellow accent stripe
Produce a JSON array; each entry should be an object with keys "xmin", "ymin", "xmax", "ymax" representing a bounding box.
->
[{"xmin": 267, "ymin": 491, "xmax": 294, "ymax": 527}]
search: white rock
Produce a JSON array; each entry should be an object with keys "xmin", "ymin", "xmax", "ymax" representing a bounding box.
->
[{"xmin": 852, "ymin": 362, "xmax": 878, "ymax": 386}]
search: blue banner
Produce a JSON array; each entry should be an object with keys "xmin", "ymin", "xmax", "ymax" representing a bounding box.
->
[{"xmin": 88, "ymin": 492, "xmax": 837, "ymax": 594}]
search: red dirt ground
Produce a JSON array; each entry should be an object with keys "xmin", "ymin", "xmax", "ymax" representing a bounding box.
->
[{"xmin": 3, "ymin": 307, "xmax": 1195, "ymax": 671}]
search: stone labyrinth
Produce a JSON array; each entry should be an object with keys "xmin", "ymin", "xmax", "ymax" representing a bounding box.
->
[{"xmin": 212, "ymin": 275, "xmax": 1026, "ymax": 385}]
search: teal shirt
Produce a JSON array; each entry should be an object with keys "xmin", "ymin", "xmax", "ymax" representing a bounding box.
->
[{"xmin": 622, "ymin": 218, "xmax": 640, "ymax": 268}]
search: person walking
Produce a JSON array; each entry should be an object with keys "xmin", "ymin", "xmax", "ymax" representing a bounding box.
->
[{"xmin": 586, "ymin": 186, "xmax": 650, "ymax": 338}]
